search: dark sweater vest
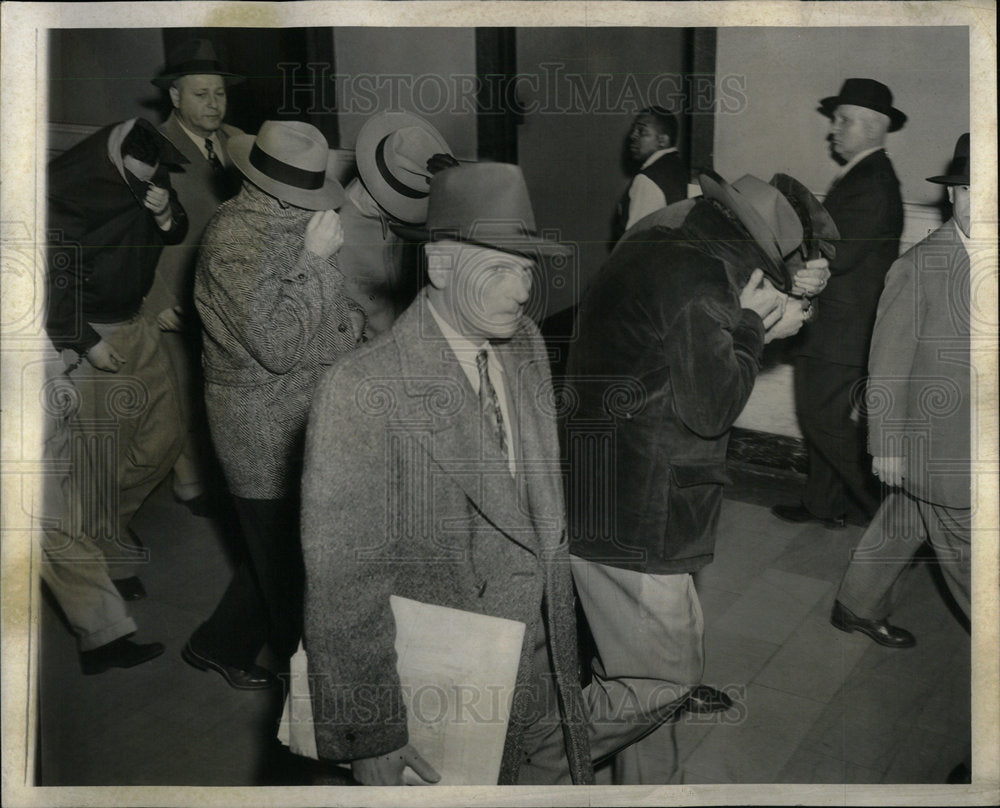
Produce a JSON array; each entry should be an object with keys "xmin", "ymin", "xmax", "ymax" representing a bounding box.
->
[{"xmin": 612, "ymin": 151, "xmax": 688, "ymax": 242}]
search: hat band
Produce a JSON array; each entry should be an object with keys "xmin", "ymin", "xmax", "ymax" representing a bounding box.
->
[
  {"xmin": 165, "ymin": 58, "xmax": 227, "ymax": 76},
  {"xmin": 375, "ymin": 136, "xmax": 429, "ymax": 200},
  {"xmin": 249, "ymin": 144, "xmax": 325, "ymax": 190}
]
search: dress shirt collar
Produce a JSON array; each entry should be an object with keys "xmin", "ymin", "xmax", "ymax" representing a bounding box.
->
[
  {"xmin": 834, "ymin": 146, "xmax": 883, "ymax": 181},
  {"xmin": 175, "ymin": 116, "xmax": 225, "ymax": 163},
  {"xmin": 640, "ymin": 147, "xmax": 678, "ymax": 170}
]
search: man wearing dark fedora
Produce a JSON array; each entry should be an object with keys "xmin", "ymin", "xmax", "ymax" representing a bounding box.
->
[
  {"xmin": 564, "ymin": 172, "xmax": 825, "ymax": 783},
  {"xmin": 337, "ymin": 110, "xmax": 458, "ymax": 337},
  {"xmin": 145, "ymin": 38, "xmax": 247, "ymax": 516},
  {"xmin": 773, "ymin": 77, "xmax": 905, "ymax": 530},
  {"xmin": 185, "ymin": 121, "xmax": 363, "ymax": 691},
  {"xmin": 300, "ymin": 163, "xmax": 593, "ymax": 785},
  {"xmin": 830, "ymin": 133, "xmax": 973, "ymax": 655}
]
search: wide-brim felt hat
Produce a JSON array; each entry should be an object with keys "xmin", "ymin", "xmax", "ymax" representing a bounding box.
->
[
  {"xmin": 356, "ymin": 111, "xmax": 453, "ymax": 224},
  {"xmin": 152, "ymin": 39, "xmax": 244, "ymax": 89},
  {"xmin": 927, "ymin": 132, "xmax": 970, "ymax": 185},
  {"xmin": 395, "ymin": 162, "xmax": 572, "ymax": 262},
  {"xmin": 769, "ymin": 173, "xmax": 839, "ymax": 261},
  {"xmin": 819, "ymin": 78, "xmax": 906, "ymax": 132},
  {"xmin": 228, "ymin": 120, "xmax": 345, "ymax": 211},
  {"xmin": 699, "ymin": 170, "xmax": 803, "ymax": 286}
]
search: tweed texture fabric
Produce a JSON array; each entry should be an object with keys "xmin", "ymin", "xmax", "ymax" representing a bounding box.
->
[{"xmin": 195, "ymin": 181, "xmax": 361, "ymax": 497}]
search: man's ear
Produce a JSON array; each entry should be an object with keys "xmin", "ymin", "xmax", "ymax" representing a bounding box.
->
[
  {"xmin": 946, "ymin": 185, "xmax": 956, "ymax": 206},
  {"xmin": 424, "ymin": 246, "xmax": 455, "ymax": 290},
  {"xmin": 168, "ymin": 85, "xmax": 181, "ymax": 110},
  {"xmin": 657, "ymin": 132, "xmax": 672, "ymax": 150}
]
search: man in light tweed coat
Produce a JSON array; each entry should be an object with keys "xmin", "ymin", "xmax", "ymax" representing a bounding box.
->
[
  {"xmin": 186, "ymin": 121, "xmax": 363, "ymax": 690},
  {"xmin": 301, "ymin": 163, "xmax": 593, "ymax": 785}
]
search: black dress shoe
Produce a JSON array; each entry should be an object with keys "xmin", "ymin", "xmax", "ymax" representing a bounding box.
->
[
  {"xmin": 80, "ymin": 637, "xmax": 165, "ymax": 675},
  {"xmin": 174, "ymin": 492, "xmax": 214, "ymax": 518},
  {"xmin": 683, "ymin": 684, "xmax": 734, "ymax": 714},
  {"xmin": 771, "ymin": 503, "xmax": 846, "ymax": 530},
  {"xmin": 830, "ymin": 600, "xmax": 916, "ymax": 648},
  {"xmin": 112, "ymin": 576, "xmax": 146, "ymax": 601},
  {"xmin": 181, "ymin": 641, "xmax": 279, "ymax": 690}
]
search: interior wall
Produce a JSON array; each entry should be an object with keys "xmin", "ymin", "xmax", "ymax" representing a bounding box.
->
[
  {"xmin": 332, "ymin": 27, "xmax": 477, "ymax": 158},
  {"xmin": 48, "ymin": 29, "xmax": 165, "ymax": 125},
  {"xmin": 713, "ymin": 27, "xmax": 969, "ymax": 206},
  {"xmin": 516, "ymin": 27, "xmax": 689, "ymax": 315}
]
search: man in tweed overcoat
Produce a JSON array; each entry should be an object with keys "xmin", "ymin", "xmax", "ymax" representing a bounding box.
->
[{"xmin": 301, "ymin": 164, "xmax": 593, "ymax": 785}]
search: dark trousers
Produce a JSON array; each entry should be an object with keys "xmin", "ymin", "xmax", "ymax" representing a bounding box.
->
[
  {"xmin": 191, "ymin": 496, "xmax": 304, "ymax": 668},
  {"xmin": 795, "ymin": 356, "xmax": 881, "ymax": 523}
]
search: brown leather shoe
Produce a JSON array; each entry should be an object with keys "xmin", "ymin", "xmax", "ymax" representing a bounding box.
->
[{"xmin": 830, "ymin": 601, "xmax": 915, "ymax": 648}]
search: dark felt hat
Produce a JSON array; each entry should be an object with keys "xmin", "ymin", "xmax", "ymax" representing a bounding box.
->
[
  {"xmin": 393, "ymin": 163, "xmax": 572, "ymax": 262},
  {"xmin": 927, "ymin": 133, "xmax": 970, "ymax": 185},
  {"xmin": 152, "ymin": 39, "xmax": 244, "ymax": 89},
  {"xmin": 769, "ymin": 173, "xmax": 839, "ymax": 262},
  {"xmin": 819, "ymin": 78, "xmax": 906, "ymax": 132}
]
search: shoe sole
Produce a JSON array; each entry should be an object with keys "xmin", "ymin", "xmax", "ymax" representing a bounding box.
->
[
  {"xmin": 830, "ymin": 616, "xmax": 916, "ymax": 648},
  {"xmin": 181, "ymin": 643, "xmax": 277, "ymax": 690}
]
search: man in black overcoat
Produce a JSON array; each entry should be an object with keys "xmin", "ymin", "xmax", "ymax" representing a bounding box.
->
[{"xmin": 773, "ymin": 78, "xmax": 905, "ymax": 528}]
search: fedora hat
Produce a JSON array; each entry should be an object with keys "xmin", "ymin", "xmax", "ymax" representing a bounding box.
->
[
  {"xmin": 405, "ymin": 162, "xmax": 572, "ymax": 261},
  {"xmin": 819, "ymin": 78, "xmax": 906, "ymax": 132},
  {"xmin": 769, "ymin": 173, "xmax": 840, "ymax": 262},
  {"xmin": 228, "ymin": 121, "xmax": 345, "ymax": 210},
  {"xmin": 152, "ymin": 39, "xmax": 244, "ymax": 89},
  {"xmin": 927, "ymin": 133, "xmax": 970, "ymax": 185},
  {"xmin": 356, "ymin": 111, "xmax": 453, "ymax": 224},
  {"xmin": 699, "ymin": 170, "xmax": 803, "ymax": 284}
]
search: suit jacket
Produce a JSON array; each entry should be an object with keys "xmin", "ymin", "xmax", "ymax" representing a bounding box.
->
[
  {"xmin": 797, "ymin": 148, "xmax": 903, "ymax": 367},
  {"xmin": 866, "ymin": 220, "xmax": 971, "ymax": 509},
  {"xmin": 300, "ymin": 296, "xmax": 593, "ymax": 784},
  {"xmin": 144, "ymin": 112, "xmax": 244, "ymax": 318},
  {"xmin": 566, "ymin": 200, "xmax": 767, "ymax": 574}
]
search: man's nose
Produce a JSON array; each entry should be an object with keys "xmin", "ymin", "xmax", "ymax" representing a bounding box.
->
[{"xmin": 511, "ymin": 267, "xmax": 532, "ymax": 302}]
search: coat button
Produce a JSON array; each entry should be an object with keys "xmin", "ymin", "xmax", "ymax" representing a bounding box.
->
[
  {"xmin": 338, "ymin": 323, "xmax": 348, "ymax": 332},
  {"xmin": 297, "ymin": 273, "xmax": 306, "ymax": 281}
]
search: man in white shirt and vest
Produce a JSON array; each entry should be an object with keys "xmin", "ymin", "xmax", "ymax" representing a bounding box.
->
[{"xmin": 613, "ymin": 106, "xmax": 688, "ymax": 242}]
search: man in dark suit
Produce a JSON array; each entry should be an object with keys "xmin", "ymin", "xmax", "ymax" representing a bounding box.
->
[
  {"xmin": 773, "ymin": 78, "xmax": 905, "ymax": 529},
  {"xmin": 301, "ymin": 164, "xmax": 592, "ymax": 786},
  {"xmin": 145, "ymin": 39, "xmax": 246, "ymax": 515},
  {"xmin": 830, "ymin": 133, "xmax": 972, "ymax": 648},
  {"xmin": 612, "ymin": 106, "xmax": 688, "ymax": 242}
]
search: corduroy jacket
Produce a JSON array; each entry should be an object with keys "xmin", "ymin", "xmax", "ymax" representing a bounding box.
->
[{"xmin": 566, "ymin": 200, "xmax": 768, "ymax": 574}]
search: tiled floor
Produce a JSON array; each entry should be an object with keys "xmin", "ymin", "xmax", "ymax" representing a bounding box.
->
[{"xmin": 36, "ymin": 466, "xmax": 970, "ymax": 786}]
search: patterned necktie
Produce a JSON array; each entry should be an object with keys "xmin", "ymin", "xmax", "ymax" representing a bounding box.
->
[
  {"xmin": 476, "ymin": 349, "xmax": 508, "ymax": 460},
  {"xmin": 205, "ymin": 138, "xmax": 224, "ymax": 174}
]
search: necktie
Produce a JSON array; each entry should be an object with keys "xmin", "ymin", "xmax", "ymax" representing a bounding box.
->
[
  {"xmin": 205, "ymin": 138, "xmax": 224, "ymax": 174},
  {"xmin": 476, "ymin": 349, "xmax": 508, "ymax": 461}
]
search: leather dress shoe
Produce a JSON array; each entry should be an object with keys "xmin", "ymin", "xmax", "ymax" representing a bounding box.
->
[
  {"xmin": 182, "ymin": 641, "xmax": 279, "ymax": 690},
  {"xmin": 683, "ymin": 684, "xmax": 734, "ymax": 714},
  {"xmin": 112, "ymin": 576, "xmax": 146, "ymax": 601},
  {"xmin": 830, "ymin": 601, "xmax": 916, "ymax": 648},
  {"xmin": 771, "ymin": 503, "xmax": 846, "ymax": 530},
  {"xmin": 80, "ymin": 637, "xmax": 165, "ymax": 675}
]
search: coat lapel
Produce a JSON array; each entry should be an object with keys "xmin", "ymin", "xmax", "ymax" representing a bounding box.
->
[{"xmin": 393, "ymin": 299, "xmax": 540, "ymax": 556}]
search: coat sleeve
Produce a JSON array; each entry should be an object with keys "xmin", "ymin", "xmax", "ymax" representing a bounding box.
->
[
  {"xmin": 300, "ymin": 365, "xmax": 409, "ymax": 762},
  {"xmin": 197, "ymin": 217, "xmax": 350, "ymax": 375},
  {"xmin": 665, "ymin": 283, "xmax": 765, "ymax": 439},
  {"xmin": 866, "ymin": 251, "xmax": 918, "ymax": 457}
]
